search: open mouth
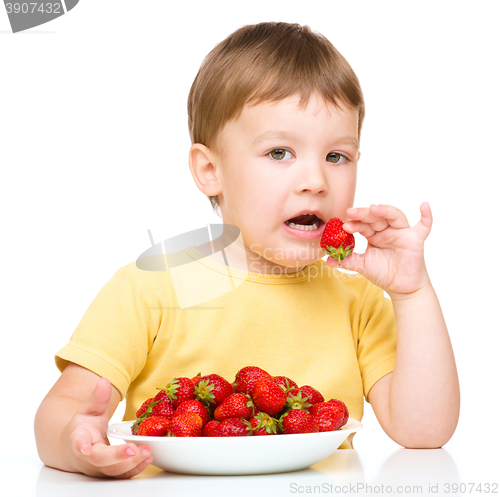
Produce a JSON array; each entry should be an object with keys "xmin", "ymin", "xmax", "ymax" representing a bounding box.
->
[{"xmin": 284, "ymin": 213, "xmax": 324, "ymax": 231}]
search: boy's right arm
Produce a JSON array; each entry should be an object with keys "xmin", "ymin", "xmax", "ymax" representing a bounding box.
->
[{"xmin": 34, "ymin": 362, "xmax": 152, "ymax": 478}]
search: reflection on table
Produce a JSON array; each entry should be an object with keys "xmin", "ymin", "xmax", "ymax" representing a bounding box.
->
[{"xmin": 33, "ymin": 447, "xmax": 462, "ymax": 497}]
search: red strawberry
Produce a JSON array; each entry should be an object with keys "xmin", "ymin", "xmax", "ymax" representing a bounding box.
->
[
  {"xmin": 219, "ymin": 418, "xmax": 252, "ymax": 437},
  {"xmin": 202, "ymin": 419, "xmax": 222, "ymax": 437},
  {"xmin": 214, "ymin": 393, "xmax": 254, "ymax": 421},
  {"xmin": 191, "ymin": 372, "xmax": 202, "ymax": 386},
  {"xmin": 174, "ymin": 399, "xmax": 210, "ymax": 426},
  {"xmin": 234, "ymin": 366, "xmax": 272, "ymax": 395},
  {"xmin": 153, "ymin": 389, "xmax": 169, "ymax": 403},
  {"xmin": 132, "ymin": 398, "xmax": 161, "ymax": 434},
  {"xmin": 326, "ymin": 399, "xmax": 349, "ymax": 427},
  {"xmin": 249, "ymin": 412, "xmax": 278, "ymax": 436},
  {"xmin": 168, "ymin": 412, "xmax": 203, "ymax": 437},
  {"xmin": 151, "ymin": 399, "xmax": 175, "ymax": 418},
  {"xmin": 194, "ymin": 374, "xmax": 233, "ymax": 407},
  {"xmin": 320, "ymin": 217, "xmax": 355, "ymax": 265},
  {"xmin": 327, "ymin": 399, "xmax": 349, "ymax": 427},
  {"xmin": 135, "ymin": 397, "xmax": 155, "ymax": 418},
  {"xmin": 272, "ymin": 376, "xmax": 298, "ymax": 391},
  {"xmin": 310, "ymin": 399, "xmax": 349, "ymax": 432},
  {"xmin": 252, "ymin": 378, "xmax": 287, "ymax": 416},
  {"xmin": 136, "ymin": 415, "xmax": 170, "ymax": 437},
  {"xmin": 161, "ymin": 377, "xmax": 196, "ymax": 408},
  {"xmin": 280, "ymin": 409, "xmax": 319, "ymax": 434},
  {"xmin": 299, "ymin": 385, "xmax": 325, "ymax": 405}
]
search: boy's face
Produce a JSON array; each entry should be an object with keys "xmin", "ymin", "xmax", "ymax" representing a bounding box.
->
[{"xmin": 211, "ymin": 93, "xmax": 359, "ymax": 273}]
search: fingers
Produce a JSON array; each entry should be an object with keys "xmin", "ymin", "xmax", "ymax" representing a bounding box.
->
[
  {"xmin": 75, "ymin": 440, "xmax": 153, "ymax": 478},
  {"xmin": 118, "ymin": 452, "xmax": 154, "ymax": 479},
  {"xmin": 86, "ymin": 442, "xmax": 150, "ymax": 469},
  {"xmin": 78, "ymin": 377, "xmax": 112, "ymax": 417},
  {"xmin": 344, "ymin": 203, "xmax": 432, "ymax": 243},
  {"xmin": 344, "ymin": 205, "xmax": 409, "ymax": 237},
  {"xmin": 91, "ymin": 443, "xmax": 152, "ymax": 478}
]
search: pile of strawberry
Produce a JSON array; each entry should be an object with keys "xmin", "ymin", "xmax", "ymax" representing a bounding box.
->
[{"xmin": 132, "ymin": 366, "xmax": 349, "ymax": 437}]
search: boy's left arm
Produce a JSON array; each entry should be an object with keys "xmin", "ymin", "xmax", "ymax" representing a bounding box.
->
[{"xmin": 331, "ymin": 202, "xmax": 460, "ymax": 448}]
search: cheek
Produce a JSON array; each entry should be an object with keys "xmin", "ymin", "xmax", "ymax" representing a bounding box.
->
[
  {"xmin": 221, "ymin": 154, "xmax": 253, "ymax": 185},
  {"xmin": 334, "ymin": 167, "xmax": 357, "ymax": 202},
  {"xmin": 224, "ymin": 159, "xmax": 278, "ymax": 200}
]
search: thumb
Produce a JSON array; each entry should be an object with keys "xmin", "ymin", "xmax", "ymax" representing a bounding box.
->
[
  {"xmin": 78, "ymin": 377, "xmax": 112, "ymax": 417},
  {"xmin": 414, "ymin": 201, "xmax": 433, "ymax": 241}
]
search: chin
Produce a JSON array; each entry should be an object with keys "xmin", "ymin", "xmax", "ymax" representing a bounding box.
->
[{"xmin": 274, "ymin": 257, "xmax": 322, "ymax": 272}]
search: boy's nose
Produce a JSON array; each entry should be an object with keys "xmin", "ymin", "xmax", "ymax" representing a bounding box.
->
[{"xmin": 294, "ymin": 163, "xmax": 328, "ymax": 195}]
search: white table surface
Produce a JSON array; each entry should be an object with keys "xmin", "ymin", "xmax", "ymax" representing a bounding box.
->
[
  {"xmin": 4, "ymin": 391, "xmax": 499, "ymax": 497},
  {"xmin": 3, "ymin": 441, "xmax": 498, "ymax": 497}
]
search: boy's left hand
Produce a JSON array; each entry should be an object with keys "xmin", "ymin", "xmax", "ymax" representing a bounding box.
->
[{"xmin": 328, "ymin": 202, "xmax": 433, "ymax": 298}]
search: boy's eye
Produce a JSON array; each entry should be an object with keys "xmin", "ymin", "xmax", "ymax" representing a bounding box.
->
[
  {"xmin": 326, "ymin": 152, "xmax": 347, "ymax": 164},
  {"xmin": 269, "ymin": 149, "xmax": 293, "ymax": 161}
]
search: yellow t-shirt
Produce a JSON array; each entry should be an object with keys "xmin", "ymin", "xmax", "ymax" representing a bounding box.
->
[{"xmin": 55, "ymin": 247, "xmax": 397, "ymax": 448}]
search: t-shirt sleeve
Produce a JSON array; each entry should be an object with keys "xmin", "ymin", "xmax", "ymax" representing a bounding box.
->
[
  {"xmin": 356, "ymin": 283, "xmax": 397, "ymax": 401},
  {"xmin": 55, "ymin": 265, "xmax": 160, "ymax": 399}
]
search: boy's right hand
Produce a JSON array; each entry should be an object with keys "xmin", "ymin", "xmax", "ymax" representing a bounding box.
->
[{"xmin": 66, "ymin": 377, "xmax": 153, "ymax": 478}]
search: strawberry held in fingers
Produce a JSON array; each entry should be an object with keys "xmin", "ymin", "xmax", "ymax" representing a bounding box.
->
[{"xmin": 320, "ymin": 217, "xmax": 355, "ymax": 265}]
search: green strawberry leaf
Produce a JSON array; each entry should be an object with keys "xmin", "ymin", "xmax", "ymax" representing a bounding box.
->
[{"xmin": 194, "ymin": 380, "xmax": 216, "ymax": 405}]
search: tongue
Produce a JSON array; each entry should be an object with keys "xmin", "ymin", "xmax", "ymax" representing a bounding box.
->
[{"xmin": 288, "ymin": 214, "xmax": 316, "ymax": 225}]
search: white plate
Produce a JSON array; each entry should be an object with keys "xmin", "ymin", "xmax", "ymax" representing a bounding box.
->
[{"xmin": 107, "ymin": 418, "xmax": 362, "ymax": 475}]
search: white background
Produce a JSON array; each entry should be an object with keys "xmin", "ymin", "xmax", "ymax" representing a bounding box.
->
[{"xmin": 1, "ymin": 0, "xmax": 499, "ymax": 487}]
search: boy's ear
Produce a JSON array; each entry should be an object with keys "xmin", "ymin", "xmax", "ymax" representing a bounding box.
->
[{"xmin": 188, "ymin": 143, "xmax": 222, "ymax": 196}]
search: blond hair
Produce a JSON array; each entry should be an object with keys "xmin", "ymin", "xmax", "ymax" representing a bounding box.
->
[{"xmin": 188, "ymin": 22, "xmax": 365, "ymax": 214}]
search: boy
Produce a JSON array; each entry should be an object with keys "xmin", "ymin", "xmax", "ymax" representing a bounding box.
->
[{"xmin": 35, "ymin": 22, "xmax": 460, "ymax": 478}]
